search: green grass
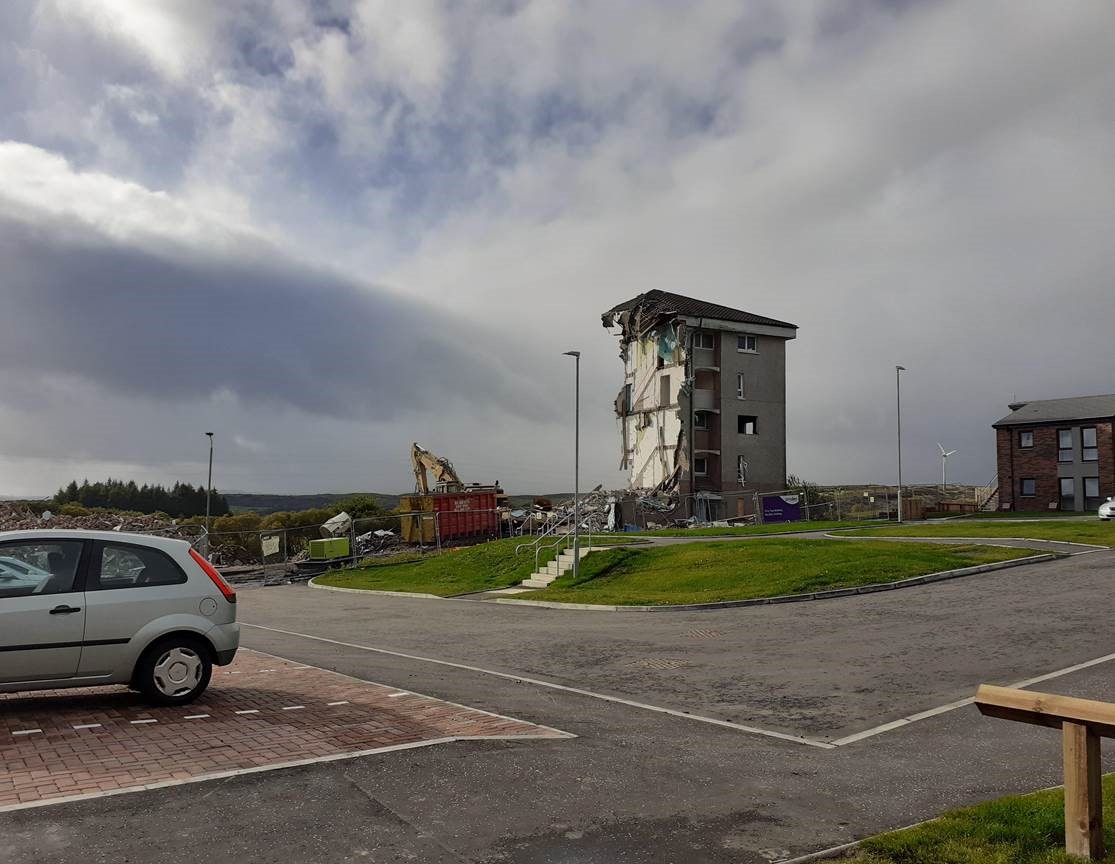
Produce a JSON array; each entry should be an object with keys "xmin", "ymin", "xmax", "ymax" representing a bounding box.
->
[
  {"xmin": 313, "ymin": 535, "xmax": 646, "ymax": 596},
  {"xmin": 529, "ymin": 539, "xmax": 1036, "ymax": 606},
  {"xmin": 848, "ymin": 774, "xmax": 1115, "ymax": 863},
  {"xmin": 631, "ymin": 519, "xmax": 866, "ymax": 537},
  {"xmin": 847, "ymin": 519, "xmax": 1115, "ymax": 547}
]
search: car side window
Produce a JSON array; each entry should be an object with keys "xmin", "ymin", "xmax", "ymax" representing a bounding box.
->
[
  {"xmin": 0, "ymin": 540, "xmax": 83, "ymax": 598},
  {"xmin": 93, "ymin": 543, "xmax": 187, "ymax": 590}
]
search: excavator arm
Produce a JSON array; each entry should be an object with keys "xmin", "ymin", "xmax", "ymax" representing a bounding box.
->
[{"xmin": 411, "ymin": 443, "xmax": 464, "ymax": 494}]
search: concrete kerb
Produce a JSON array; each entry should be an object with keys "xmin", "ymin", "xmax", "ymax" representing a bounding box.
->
[{"xmin": 483, "ymin": 554, "xmax": 1057, "ymax": 611}]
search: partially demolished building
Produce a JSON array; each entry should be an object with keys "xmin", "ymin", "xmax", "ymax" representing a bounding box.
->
[{"xmin": 602, "ymin": 290, "xmax": 797, "ymax": 521}]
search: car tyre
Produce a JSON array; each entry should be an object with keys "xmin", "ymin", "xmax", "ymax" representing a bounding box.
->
[{"xmin": 135, "ymin": 636, "xmax": 213, "ymax": 706}]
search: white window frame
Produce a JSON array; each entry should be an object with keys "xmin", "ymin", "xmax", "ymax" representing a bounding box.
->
[
  {"xmin": 694, "ymin": 456, "xmax": 708, "ymax": 476},
  {"xmin": 694, "ymin": 332, "xmax": 714, "ymax": 350},
  {"xmin": 1018, "ymin": 431, "xmax": 1033, "ymax": 449},
  {"xmin": 736, "ymin": 334, "xmax": 757, "ymax": 353},
  {"xmin": 736, "ymin": 373, "xmax": 745, "ymax": 399}
]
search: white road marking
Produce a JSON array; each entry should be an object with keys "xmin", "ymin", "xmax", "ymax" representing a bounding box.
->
[
  {"xmin": 12, "ymin": 729, "xmax": 41, "ymax": 736},
  {"xmin": 130, "ymin": 719, "xmax": 157, "ymax": 725},
  {"xmin": 235, "ymin": 709, "xmax": 259, "ymax": 715},
  {"xmin": 72, "ymin": 723, "xmax": 102, "ymax": 730},
  {"xmin": 831, "ymin": 649, "xmax": 1115, "ymax": 746},
  {"xmin": 184, "ymin": 714, "xmax": 209, "ymax": 720},
  {"xmin": 387, "ymin": 692, "xmax": 408, "ymax": 698},
  {"xmin": 242, "ymin": 624, "xmax": 835, "ymax": 749},
  {"xmin": 326, "ymin": 701, "xmax": 349, "ymax": 706},
  {"xmin": 0, "ymin": 734, "xmax": 567, "ymax": 814},
  {"xmin": 281, "ymin": 705, "xmax": 305, "ymax": 711}
]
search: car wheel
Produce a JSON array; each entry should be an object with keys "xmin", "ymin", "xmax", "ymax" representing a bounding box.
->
[{"xmin": 135, "ymin": 636, "xmax": 213, "ymax": 706}]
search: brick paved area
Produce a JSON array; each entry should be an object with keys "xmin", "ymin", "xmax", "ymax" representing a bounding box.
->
[{"xmin": 0, "ymin": 649, "xmax": 568, "ymax": 809}]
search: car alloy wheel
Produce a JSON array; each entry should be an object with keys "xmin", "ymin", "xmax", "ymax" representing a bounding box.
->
[{"xmin": 152, "ymin": 646, "xmax": 203, "ymax": 698}]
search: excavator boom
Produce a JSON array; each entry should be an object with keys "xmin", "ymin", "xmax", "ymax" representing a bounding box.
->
[{"xmin": 411, "ymin": 442, "xmax": 464, "ymax": 494}]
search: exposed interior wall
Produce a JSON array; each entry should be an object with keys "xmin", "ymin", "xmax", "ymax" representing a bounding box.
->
[{"xmin": 616, "ymin": 325, "xmax": 686, "ymax": 490}]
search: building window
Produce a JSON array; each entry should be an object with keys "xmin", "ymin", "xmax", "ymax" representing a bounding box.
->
[
  {"xmin": 694, "ymin": 332, "xmax": 714, "ymax": 350},
  {"xmin": 737, "ymin": 415, "xmax": 757, "ymax": 435},
  {"xmin": 1083, "ymin": 426, "xmax": 1098, "ymax": 462},
  {"xmin": 623, "ymin": 383, "xmax": 632, "ymax": 413},
  {"xmin": 1020, "ymin": 478, "xmax": 1036, "ymax": 497},
  {"xmin": 737, "ymin": 455, "xmax": 748, "ymax": 485},
  {"xmin": 1060, "ymin": 477, "xmax": 1075, "ymax": 510},
  {"xmin": 736, "ymin": 373, "xmax": 745, "ymax": 399},
  {"xmin": 693, "ymin": 411, "xmax": 709, "ymax": 430},
  {"xmin": 1018, "ymin": 431, "xmax": 1033, "ymax": 448},
  {"xmin": 1058, "ymin": 429, "xmax": 1073, "ymax": 463},
  {"xmin": 694, "ymin": 456, "xmax": 708, "ymax": 476},
  {"xmin": 1085, "ymin": 477, "xmax": 1101, "ymax": 509},
  {"xmin": 737, "ymin": 334, "xmax": 757, "ymax": 353}
]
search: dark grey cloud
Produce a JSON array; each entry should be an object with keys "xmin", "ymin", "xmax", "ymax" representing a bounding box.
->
[{"xmin": 0, "ymin": 212, "xmax": 553, "ymax": 423}]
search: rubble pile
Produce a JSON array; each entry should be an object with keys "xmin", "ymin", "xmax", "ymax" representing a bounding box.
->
[{"xmin": 0, "ymin": 502, "xmax": 188, "ymax": 536}]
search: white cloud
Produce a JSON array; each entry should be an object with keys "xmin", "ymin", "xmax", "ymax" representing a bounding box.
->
[{"xmin": 2, "ymin": 0, "xmax": 1114, "ymax": 494}]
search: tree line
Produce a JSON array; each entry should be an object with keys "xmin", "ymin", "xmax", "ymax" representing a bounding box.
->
[{"xmin": 53, "ymin": 479, "xmax": 231, "ymax": 518}]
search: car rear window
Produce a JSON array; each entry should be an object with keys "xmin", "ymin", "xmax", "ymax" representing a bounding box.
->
[{"xmin": 91, "ymin": 543, "xmax": 188, "ymax": 590}]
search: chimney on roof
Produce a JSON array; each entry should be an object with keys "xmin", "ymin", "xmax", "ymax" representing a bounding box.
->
[{"xmin": 1008, "ymin": 401, "xmax": 1028, "ymax": 412}]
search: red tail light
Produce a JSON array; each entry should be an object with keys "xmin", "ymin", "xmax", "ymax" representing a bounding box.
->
[{"xmin": 190, "ymin": 548, "xmax": 236, "ymax": 604}]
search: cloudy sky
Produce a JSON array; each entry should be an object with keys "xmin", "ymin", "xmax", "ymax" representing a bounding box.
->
[{"xmin": 1, "ymin": 1, "xmax": 1112, "ymax": 497}]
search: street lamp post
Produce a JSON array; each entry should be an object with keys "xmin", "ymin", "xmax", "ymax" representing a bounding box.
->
[
  {"xmin": 895, "ymin": 366, "xmax": 906, "ymax": 523},
  {"xmin": 563, "ymin": 351, "xmax": 581, "ymax": 579},
  {"xmin": 205, "ymin": 432, "xmax": 215, "ymax": 538}
]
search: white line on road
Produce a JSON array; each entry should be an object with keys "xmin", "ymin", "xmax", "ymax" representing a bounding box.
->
[
  {"xmin": 72, "ymin": 723, "xmax": 102, "ymax": 730},
  {"xmin": 235, "ymin": 709, "xmax": 259, "ymax": 715},
  {"xmin": 12, "ymin": 729, "xmax": 41, "ymax": 736},
  {"xmin": 387, "ymin": 692, "xmax": 408, "ymax": 698},
  {"xmin": 281, "ymin": 705, "xmax": 305, "ymax": 711},
  {"xmin": 0, "ymin": 733, "xmax": 566, "ymax": 815},
  {"xmin": 130, "ymin": 719, "xmax": 157, "ymax": 725},
  {"xmin": 184, "ymin": 714, "xmax": 209, "ymax": 720},
  {"xmin": 243, "ymin": 623, "xmax": 835, "ymax": 749},
  {"xmin": 831, "ymin": 649, "xmax": 1115, "ymax": 746},
  {"xmin": 326, "ymin": 701, "xmax": 349, "ymax": 706}
]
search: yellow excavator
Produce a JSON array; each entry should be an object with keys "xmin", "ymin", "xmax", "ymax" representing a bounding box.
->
[{"xmin": 410, "ymin": 442, "xmax": 465, "ymax": 494}]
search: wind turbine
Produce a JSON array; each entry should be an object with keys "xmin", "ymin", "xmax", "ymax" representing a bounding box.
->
[{"xmin": 938, "ymin": 442, "xmax": 958, "ymax": 489}]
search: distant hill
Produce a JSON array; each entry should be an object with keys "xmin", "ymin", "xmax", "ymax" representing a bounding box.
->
[
  {"xmin": 226, "ymin": 491, "xmax": 575, "ymax": 515},
  {"xmin": 226, "ymin": 492, "xmax": 401, "ymax": 514}
]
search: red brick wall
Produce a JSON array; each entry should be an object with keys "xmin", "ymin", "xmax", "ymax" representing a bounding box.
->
[
  {"xmin": 996, "ymin": 428, "xmax": 1013, "ymax": 509},
  {"xmin": 997, "ymin": 425, "xmax": 1061, "ymax": 510}
]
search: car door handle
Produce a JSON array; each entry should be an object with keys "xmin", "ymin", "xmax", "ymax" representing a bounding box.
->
[{"xmin": 49, "ymin": 605, "xmax": 82, "ymax": 615}]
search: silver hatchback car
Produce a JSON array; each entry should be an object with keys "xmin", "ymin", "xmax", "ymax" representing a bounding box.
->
[{"xmin": 0, "ymin": 530, "xmax": 239, "ymax": 705}]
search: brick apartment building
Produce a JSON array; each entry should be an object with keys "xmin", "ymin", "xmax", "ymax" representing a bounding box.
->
[{"xmin": 993, "ymin": 394, "xmax": 1115, "ymax": 512}]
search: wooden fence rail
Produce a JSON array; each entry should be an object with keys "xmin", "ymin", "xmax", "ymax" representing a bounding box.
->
[{"xmin": 976, "ymin": 684, "xmax": 1112, "ymax": 860}]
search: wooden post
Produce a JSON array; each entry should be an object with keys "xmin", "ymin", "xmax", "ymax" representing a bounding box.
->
[{"xmin": 1063, "ymin": 721, "xmax": 1104, "ymax": 859}]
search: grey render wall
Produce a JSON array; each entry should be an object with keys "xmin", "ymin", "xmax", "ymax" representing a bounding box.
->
[
  {"xmin": 717, "ymin": 334, "xmax": 787, "ymax": 494},
  {"xmin": 1054, "ymin": 425, "xmax": 1102, "ymax": 510}
]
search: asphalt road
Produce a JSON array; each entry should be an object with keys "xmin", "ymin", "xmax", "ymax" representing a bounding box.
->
[{"xmin": 2, "ymin": 547, "xmax": 1113, "ymax": 863}]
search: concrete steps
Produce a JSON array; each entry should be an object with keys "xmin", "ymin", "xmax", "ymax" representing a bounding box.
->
[{"xmin": 520, "ymin": 545, "xmax": 600, "ymax": 589}]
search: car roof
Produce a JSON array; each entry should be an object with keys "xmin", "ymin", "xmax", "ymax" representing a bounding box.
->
[{"xmin": 0, "ymin": 529, "xmax": 193, "ymax": 552}]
